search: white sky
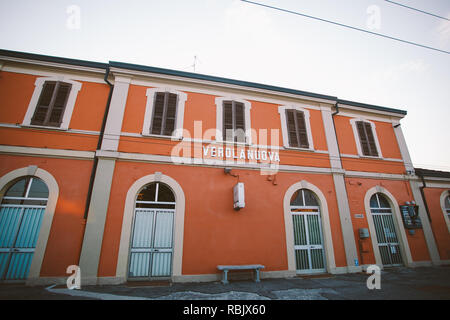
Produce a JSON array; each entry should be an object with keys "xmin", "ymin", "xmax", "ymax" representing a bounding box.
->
[{"xmin": 0, "ymin": 0, "xmax": 449, "ymax": 171}]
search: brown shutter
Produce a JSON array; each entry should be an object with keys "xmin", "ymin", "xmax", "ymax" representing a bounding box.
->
[
  {"xmin": 163, "ymin": 93, "xmax": 178, "ymax": 136},
  {"xmin": 286, "ymin": 109, "xmax": 299, "ymax": 147},
  {"xmin": 234, "ymin": 102, "xmax": 245, "ymax": 143},
  {"xmin": 31, "ymin": 81, "xmax": 56, "ymax": 125},
  {"xmin": 48, "ymin": 83, "xmax": 71, "ymax": 125},
  {"xmin": 151, "ymin": 92, "xmax": 165, "ymax": 135},
  {"xmin": 296, "ymin": 111, "xmax": 309, "ymax": 148},
  {"xmin": 356, "ymin": 121, "xmax": 378, "ymax": 156},
  {"xmin": 364, "ymin": 122, "xmax": 378, "ymax": 156},
  {"xmin": 223, "ymin": 101, "xmax": 233, "ymax": 141}
]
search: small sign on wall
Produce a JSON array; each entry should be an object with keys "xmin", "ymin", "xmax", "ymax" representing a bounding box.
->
[{"xmin": 354, "ymin": 214, "xmax": 364, "ymax": 219}]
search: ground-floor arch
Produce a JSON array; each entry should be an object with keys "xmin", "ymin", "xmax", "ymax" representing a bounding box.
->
[
  {"xmin": 283, "ymin": 180, "xmax": 336, "ymax": 274},
  {"xmin": 116, "ymin": 172, "xmax": 185, "ymax": 282},
  {"xmin": 0, "ymin": 166, "xmax": 58, "ymax": 284}
]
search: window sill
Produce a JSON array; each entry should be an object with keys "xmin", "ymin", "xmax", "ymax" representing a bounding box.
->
[
  {"xmin": 283, "ymin": 146, "xmax": 315, "ymax": 152},
  {"xmin": 141, "ymin": 133, "xmax": 183, "ymax": 141},
  {"xmin": 214, "ymin": 140, "xmax": 253, "ymax": 147},
  {"xmin": 21, "ymin": 124, "xmax": 68, "ymax": 131}
]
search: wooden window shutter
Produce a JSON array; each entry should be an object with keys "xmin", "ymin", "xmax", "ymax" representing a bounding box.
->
[
  {"xmin": 223, "ymin": 101, "xmax": 233, "ymax": 141},
  {"xmin": 356, "ymin": 121, "xmax": 378, "ymax": 156},
  {"xmin": 285, "ymin": 109, "xmax": 309, "ymax": 148},
  {"xmin": 234, "ymin": 102, "xmax": 245, "ymax": 143},
  {"xmin": 296, "ymin": 111, "xmax": 309, "ymax": 148},
  {"xmin": 150, "ymin": 92, "xmax": 179, "ymax": 136},
  {"xmin": 48, "ymin": 83, "xmax": 71, "ymax": 126},
  {"xmin": 31, "ymin": 81, "xmax": 56, "ymax": 125},
  {"xmin": 286, "ymin": 109, "xmax": 299, "ymax": 148},
  {"xmin": 150, "ymin": 92, "xmax": 166, "ymax": 135},
  {"xmin": 31, "ymin": 81, "xmax": 71, "ymax": 127},
  {"xmin": 163, "ymin": 93, "xmax": 178, "ymax": 136},
  {"xmin": 222, "ymin": 101, "xmax": 246, "ymax": 143},
  {"xmin": 364, "ymin": 122, "xmax": 378, "ymax": 156}
]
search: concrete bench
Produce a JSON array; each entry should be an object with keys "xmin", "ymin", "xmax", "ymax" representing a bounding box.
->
[{"xmin": 217, "ymin": 264, "xmax": 265, "ymax": 284}]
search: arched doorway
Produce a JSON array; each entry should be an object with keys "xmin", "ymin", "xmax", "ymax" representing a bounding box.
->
[
  {"xmin": 128, "ymin": 182, "xmax": 176, "ymax": 279},
  {"xmin": 290, "ymin": 188, "xmax": 327, "ymax": 274},
  {"xmin": 370, "ymin": 193, "xmax": 403, "ymax": 267},
  {"xmin": 0, "ymin": 177, "xmax": 49, "ymax": 281}
]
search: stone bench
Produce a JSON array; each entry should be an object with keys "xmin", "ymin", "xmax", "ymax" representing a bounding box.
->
[{"xmin": 217, "ymin": 264, "xmax": 265, "ymax": 284}]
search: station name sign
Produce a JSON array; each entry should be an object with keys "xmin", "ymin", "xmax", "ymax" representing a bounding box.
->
[{"xmin": 202, "ymin": 146, "xmax": 280, "ymax": 162}]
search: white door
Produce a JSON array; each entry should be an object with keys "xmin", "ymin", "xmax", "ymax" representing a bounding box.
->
[
  {"xmin": 370, "ymin": 193, "xmax": 403, "ymax": 267},
  {"xmin": 128, "ymin": 182, "xmax": 175, "ymax": 279},
  {"xmin": 291, "ymin": 189, "xmax": 326, "ymax": 274}
]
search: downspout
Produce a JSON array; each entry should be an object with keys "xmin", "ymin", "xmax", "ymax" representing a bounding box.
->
[
  {"xmin": 331, "ymin": 102, "xmax": 344, "ymax": 169},
  {"xmin": 417, "ymin": 171, "xmax": 432, "ymax": 223},
  {"xmin": 83, "ymin": 66, "xmax": 114, "ymax": 219}
]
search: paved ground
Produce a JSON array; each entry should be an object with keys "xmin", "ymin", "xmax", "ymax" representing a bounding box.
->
[{"xmin": 1, "ymin": 266, "xmax": 449, "ymax": 300}]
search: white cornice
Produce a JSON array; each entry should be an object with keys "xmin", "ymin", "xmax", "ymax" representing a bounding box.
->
[{"xmin": 0, "ymin": 55, "xmax": 106, "ymax": 75}]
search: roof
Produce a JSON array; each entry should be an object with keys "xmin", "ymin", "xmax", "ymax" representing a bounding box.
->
[
  {"xmin": 0, "ymin": 48, "xmax": 407, "ymax": 116},
  {"xmin": 415, "ymin": 168, "xmax": 450, "ymax": 179},
  {"xmin": 0, "ymin": 49, "xmax": 108, "ymax": 70}
]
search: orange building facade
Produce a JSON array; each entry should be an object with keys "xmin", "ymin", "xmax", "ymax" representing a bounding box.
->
[{"xmin": 0, "ymin": 49, "xmax": 448, "ymax": 285}]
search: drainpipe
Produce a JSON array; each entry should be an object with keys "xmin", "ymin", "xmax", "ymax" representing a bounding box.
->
[
  {"xmin": 83, "ymin": 66, "xmax": 114, "ymax": 219},
  {"xmin": 417, "ymin": 171, "xmax": 432, "ymax": 223},
  {"xmin": 331, "ymin": 102, "xmax": 344, "ymax": 169}
]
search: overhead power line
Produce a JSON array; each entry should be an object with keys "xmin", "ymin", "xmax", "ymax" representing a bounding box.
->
[
  {"xmin": 385, "ymin": 0, "xmax": 450, "ymax": 21},
  {"xmin": 240, "ymin": 0, "xmax": 450, "ymax": 55}
]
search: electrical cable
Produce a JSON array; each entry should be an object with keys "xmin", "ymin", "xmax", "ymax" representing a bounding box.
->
[
  {"xmin": 385, "ymin": 0, "xmax": 450, "ymax": 21},
  {"xmin": 240, "ymin": 0, "xmax": 450, "ymax": 55}
]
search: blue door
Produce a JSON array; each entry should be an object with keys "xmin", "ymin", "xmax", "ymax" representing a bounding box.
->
[{"xmin": 0, "ymin": 177, "xmax": 48, "ymax": 281}]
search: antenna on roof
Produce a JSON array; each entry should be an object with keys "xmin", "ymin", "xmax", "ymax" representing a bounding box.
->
[{"xmin": 191, "ymin": 55, "xmax": 200, "ymax": 72}]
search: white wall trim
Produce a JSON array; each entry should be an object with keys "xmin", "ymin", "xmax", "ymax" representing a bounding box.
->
[
  {"xmin": 278, "ymin": 105, "xmax": 315, "ymax": 151},
  {"xmin": 349, "ymin": 118, "xmax": 383, "ymax": 159},
  {"xmin": 116, "ymin": 173, "xmax": 185, "ymax": 281},
  {"xmin": 283, "ymin": 180, "xmax": 336, "ymax": 274},
  {"xmin": 21, "ymin": 76, "xmax": 82, "ymax": 130},
  {"xmin": 142, "ymin": 87, "xmax": 188, "ymax": 139},
  {"xmin": 439, "ymin": 190, "xmax": 450, "ymax": 233},
  {"xmin": 0, "ymin": 145, "xmax": 95, "ymax": 160},
  {"xmin": 214, "ymin": 96, "xmax": 252, "ymax": 145},
  {"xmin": 0, "ymin": 166, "xmax": 59, "ymax": 284},
  {"xmin": 364, "ymin": 186, "xmax": 413, "ymax": 267}
]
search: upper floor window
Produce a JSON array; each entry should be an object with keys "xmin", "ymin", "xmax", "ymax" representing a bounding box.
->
[
  {"xmin": 350, "ymin": 119, "xmax": 382, "ymax": 158},
  {"xmin": 214, "ymin": 97, "xmax": 252, "ymax": 144},
  {"xmin": 22, "ymin": 77, "xmax": 82, "ymax": 130},
  {"xmin": 278, "ymin": 105, "xmax": 314, "ymax": 150},
  {"xmin": 30, "ymin": 81, "xmax": 72, "ymax": 127},
  {"xmin": 142, "ymin": 88, "xmax": 187, "ymax": 139}
]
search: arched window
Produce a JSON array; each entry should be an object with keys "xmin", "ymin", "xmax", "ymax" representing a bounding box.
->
[
  {"xmin": 444, "ymin": 195, "xmax": 450, "ymax": 220},
  {"xmin": 0, "ymin": 177, "xmax": 49, "ymax": 280},
  {"xmin": 290, "ymin": 189, "xmax": 325, "ymax": 274},
  {"xmin": 129, "ymin": 182, "xmax": 176, "ymax": 279},
  {"xmin": 369, "ymin": 193, "xmax": 403, "ymax": 266},
  {"xmin": 291, "ymin": 188, "xmax": 319, "ymax": 207}
]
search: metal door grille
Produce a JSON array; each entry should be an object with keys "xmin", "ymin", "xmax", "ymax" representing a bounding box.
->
[
  {"xmin": 128, "ymin": 209, "xmax": 174, "ymax": 278},
  {"xmin": 370, "ymin": 193, "xmax": 403, "ymax": 267},
  {"xmin": 291, "ymin": 206, "xmax": 326, "ymax": 274}
]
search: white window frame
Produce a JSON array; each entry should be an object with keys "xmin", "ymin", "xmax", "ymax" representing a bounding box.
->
[
  {"xmin": 142, "ymin": 87, "xmax": 187, "ymax": 140},
  {"xmin": 350, "ymin": 118, "xmax": 383, "ymax": 158},
  {"xmin": 22, "ymin": 76, "xmax": 82, "ymax": 130},
  {"xmin": 214, "ymin": 96, "xmax": 252, "ymax": 145},
  {"xmin": 278, "ymin": 105, "xmax": 314, "ymax": 151}
]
